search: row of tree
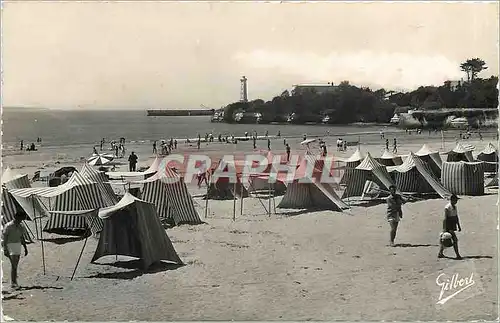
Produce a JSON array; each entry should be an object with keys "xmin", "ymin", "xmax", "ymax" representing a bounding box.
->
[{"xmin": 223, "ymin": 58, "xmax": 498, "ymax": 124}]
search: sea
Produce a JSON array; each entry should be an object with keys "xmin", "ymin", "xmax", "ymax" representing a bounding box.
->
[{"xmin": 1, "ymin": 108, "xmax": 401, "ymax": 148}]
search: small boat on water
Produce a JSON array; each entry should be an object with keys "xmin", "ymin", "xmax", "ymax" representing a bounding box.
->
[
  {"xmin": 390, "ymin": 114, "xmax": 400, "ymax": 124},
  {"xmin": 449, "ymin": 116, "xmax": 468, "ymax": 128},
  {"xmin": 322, "ymin": 115, "xmax": 330, "ymax": 124}
]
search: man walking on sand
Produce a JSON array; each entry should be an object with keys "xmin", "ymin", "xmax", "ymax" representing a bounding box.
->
[
  {"xmin": 438, "ymin": 194, "xmax": 463, "ymax": 260},
  {"xmin": 128, "ymin": 152, "xmax": 138, "ymax": 171},
  {"xmin": 386, "ymin": 185, "xmax": 405, "ymax": 246},
  {"xmin": 2, "ymin": 211, "xmax": 29, "ymax": 290}
]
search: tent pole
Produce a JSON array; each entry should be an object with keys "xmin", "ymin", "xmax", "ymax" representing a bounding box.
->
[
  {"xmin": 240, "ymin": 177, "xmax": 244, "ymax": 216},
  {"xmin": 30, "ymin": 195, "xmax": 39, "ymax": 240},
  {"xmin": 232, "ymin": 180, "xmax": 237, "ymax": 221},
  {"xmin": 204, "ymin": 174, "xmax": 210, "ymax": 219},
  {"xmin": 71, "ymin": 230, "xmax": 89, "ymax": 281},
  {"xmin": 268, "ymin": 181, "xmax": 271, "ymax": 217}
]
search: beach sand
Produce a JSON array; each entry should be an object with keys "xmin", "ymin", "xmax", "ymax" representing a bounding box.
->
[{"xmin": 1, "ymin": 131, "xmax": 498, "ymax": 320}]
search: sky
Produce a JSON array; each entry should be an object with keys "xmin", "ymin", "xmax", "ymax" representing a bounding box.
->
[{"xmin": 2, "ymin": 1, "xmax": 499, "ymax": 110}]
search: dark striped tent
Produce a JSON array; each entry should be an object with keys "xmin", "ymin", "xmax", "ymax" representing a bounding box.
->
[
  {"xmin": 247, "ymin": 174, "xmax": 287, "ymax": 196},
  {"xmin": 135, "ymin": 167, "xmax": 203, "ymax": 225},
  {"xmin": 376, "ymin": 149, "xmax": 403, "ymax": 166},
  {"xmin": 387, "ymin": 152, "xmax": 451, "ymax": 198},
  {"xmin": 277, "ymin": 154, "xmax": 350, "ymax": 212},
  {"xmin": 79, "ymin": 163, "xmax": 119, "ymax": 205},
  {"xmin": 44, "ymin": 209, "xmax": 103, "ymax": 235},
  {"xmin": 477, "ymin": 143, "xmax": 498, "ymax": 173},
  {"xmin": 447, "ymin": 142, "xmax": 475, "ymax": 162},
  {"xmin": 442, "ymin": 161, "xmax": 485, "ymax": 195},
  {"xmin": 10, "ymin": 172, "xmax": 110, "ymax": 212},
  {"xmin": 340, "ymin": 147, "xmax": 364, "ymax": 185},
  {"xmin": 2, "ymin": 170, "xmax": 49, "ymax": 221},
  {"xmin": 485, "ymin": 176, "xmax": 498, "ymax": 188},
  {"xmin": 207, "ymin": 159, "xmax": 249, "ymax": 200},
  {"xmin": 92, "ymin": 193, "xmax": 183, "ymax": 269},
  {"xmin": 342, "ymin": 153, "xmax": 396, "ymax": 199},
  {"xmin": 415, "ymin": 144, "xmax": 443, "ymax": 178},
  {"xmin": 1, "ymin": 188, "xmax": 34, "ymax": 244}
]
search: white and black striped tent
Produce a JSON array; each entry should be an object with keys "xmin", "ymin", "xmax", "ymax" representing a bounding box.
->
[
  {"xmin": 10, "ymin": 172, "xmax": 112, "ymax": 216},
  {"xmin": 44, "ymin": 209, "xmax": 104, "ymax": 235},
  {"xmin": 415, "ymin": 144, "xmax": 443, "ymax": 178},
  {"xmin": 339, "ymin": 147, "xmax": 364, "ymax": 185},
  {"xmin": 91, "ymin": 193, "xmax": 183, "ymax": 269},
  {"xmin": 2, "ymin": 169, "xmax": 49, "ymax": 221},
  {"xmin": 485, "ymin": 176, "xmax": 498, "ymax": 188},
  {"xmin": 342, "ymin": 153, "xmax": 396, "ymax": 198},
  {"xmin": 79, "ymin": 163, "xmax": 118, "ymax": 205},
  {"xmin": 387, "ymin": 152, "xmax": 451, "ymax": 198},
  {"xmin": 376, "ymin": 149, "xmax": 403, "ymax": 166},
  {"xmin": 442, "ymin": 161, "xmax": 485, "ymax": 196},
  {"xmin": 1, "ymin": 188, "xmax": 34, "ymax": 243},
  {"xmin": 277, "ymin": 154, "xmax": 350, "ymax": 212},
  {"xmin": 447, "ymin": 142, "xmax": 475, "ymax": 162},
  {"xmin": 477, "ymin": 143, "xmax": 498, "ymax": 173},
  {"xmin": 207, "ymin": 159, "xmax": 249, "ymax": 200},
  {"xmin": 134, "ymin": 167, "xmax": 203, "ymax": 225}
]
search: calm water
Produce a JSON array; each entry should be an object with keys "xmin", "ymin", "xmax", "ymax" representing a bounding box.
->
[{"xmin": 2, "ymin": 108, "xmax": 396, "ymax": 148}]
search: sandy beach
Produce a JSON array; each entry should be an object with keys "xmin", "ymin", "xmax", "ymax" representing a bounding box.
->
[{"xmin": 2, "ymin": 131, "xmax": 498, "ymax": 321}]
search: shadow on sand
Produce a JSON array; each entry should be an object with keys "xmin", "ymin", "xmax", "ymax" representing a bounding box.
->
[
  {"xmin": 41, "ymin": 236, "xmax": 86, "ymax": 245},
  {"xmin": 18, "ymin": 285, "xmax": 63, "ymax": 291},
  {"xmin": 394, "ymin": 243, "xmax": 439, "ymax": 248},
  {"xmin": 87, "ymin": 260, "xmax": 184, "ymax": 280}
]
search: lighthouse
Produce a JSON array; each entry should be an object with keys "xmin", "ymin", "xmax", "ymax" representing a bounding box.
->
[{"xmin": 240, "ymin": 76, "xmax": 248, "ymax": 102}]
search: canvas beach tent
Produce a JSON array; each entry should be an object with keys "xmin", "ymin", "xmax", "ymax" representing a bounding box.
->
[
  {"xmin": 105, "ymin": 156, "xmax": 162, "ymax": 180},
  {"xmin": 387, "ymin": 152, "xmax": 451, "ymax": 199},
  {"xmin": 339, "ymin": 147, "xmax": 364, "ymax": 185},
  {"xmin": 376, "ymin": 149, "xmax": 403, "ymax": 166},
  {"xmin": 206, "ymin": 159, "xmax": 249, "ymax": 200},
  {"xmin": 10, "ymin": 172, "xmax": 113, "ymax": 212},
  {"xmin": 133, "ymin": 166, "xmax": 203, "ymax": 226},
  {"xmin": 341, "ymin": 152, "xmax": 396, "ymax": 199},
  {"xmin": 79, "ymin": 163, "xmax": 119, "ymax": 205},
  {"xmin": 446, "ymin": 142, "xmax": 475, "ymax": 162},
  {"xmin": 277, "ymin": 153, "xmax": 349, "ymax": 212},
  {"xmin": 1, "ymin": 188, "xmax": 34, "ymax": 243},
  {"xmin": 442, "ymin": 161, "xmax": 485, "ymax": 196},
  {"xmin": 485, "ymin": 175, "xmax": 498, "ymax": 188},
  {"xmin": 246, "ymin": 151, "xmax": 287, "ymax": 196},
  {"xmin": 44, "ymin": 209, "xmax": 104, "ymax": 236},
  {"xmin": 477, "ymin": 143, "xmax": 498, "ymax": 173},
  {"xmin": 91, "ymin": 193, "xmax": 183, "ymax": 269},
  {"xmin": 2, "ymin": 169, "xmax": 49, "ymax": 222},
  {"xmin": 414, "ymin": 144, "xmax": 443, "ymax": 178}
]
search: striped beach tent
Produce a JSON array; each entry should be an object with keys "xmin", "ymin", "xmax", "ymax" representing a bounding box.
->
[
  {"xmin": 376, "ymin": 149, "xmax": 403, "ymax": 166},
  {"xmin": 207, "ymin": 159, "xmax": 249, "ymax": 200},
  {"xmin": 442, "ymin": 161, "xmax": 484, "ymax": 195},
  {"xmin": 134, "ymin": 167, "xmax": 203, "ymax": 226},
  {"xmin": 105, "ymin": 156, "xmax": 162, "ymax": 180},
  {"xmin": 44, "ymin": 209, "xmax": 103, "ymax": 235},
  {"xmin": 339, "ymin": 147, "xmax": 364, "ymax": 185},
  {"xmin": 447, "ymin": 142, "xmax": 475, "ymax": 162},
  {"xmin": 388, "ymin": 152, "xmax": 451, "ymax": 198},
  {"xmin": 92, "ymin": 193, "xmax": 183, "ymax": 269},
  {"xmin": 79, "ymin": 163, "xmax": 118, "ymax": 205},
  {"xmin": 477, "ymin": 143, "xmax": 498, "ymax": 173},
  {"xmin": 2, "ymin": 170, "xmax": 49, "ymax": 221},
  {"xmin": 342, "ymin": 153, "xmax": 395, "ymax": 199},
  {"xmin": 246, "ymin": 151, "xmax": 288, "ymax": 195},
  {"xmin": 485, "ymin": 176, "xmax": 498, "ymax": 188},
  {"xmin": 415, "ymin": 144, "xmax": 443, "ymax": 178},
  {"xmin": 277, "ymin": 153, "xmax": 349, "ymax": 212},
  {"xmin": 10, "ymin": 172, "xmax": 110, "ymax": 212},
  {"xmin": 1, "ymin": 188, "xmax": 34, "ymax": 243}
]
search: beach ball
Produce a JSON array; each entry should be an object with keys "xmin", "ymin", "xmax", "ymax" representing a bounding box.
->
[{"xmin": 440, "ymin": 232, "xmax": 454, "ymax": 248}]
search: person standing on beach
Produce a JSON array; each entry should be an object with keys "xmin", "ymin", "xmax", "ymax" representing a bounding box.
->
[
  {"xmin": 20, "ymin": 140, "xmax": 24, "ymax": 151},
  {"xmin": 128, "ymin": 152, "xmax": 138, "ymax": 171},
  {"xmin": 286, "ymin": 143, "xmax": 291, "ymax": 162},
  {"xmin": 385, "ymin": 139, "xmax": 389, "ymax": 151},
  {"xmin": 2, "ymin": 211, "xmax": 29, "ymax": 289},
  {"xmin": 253, "ymin": 136, "xmax": 257, "ymax": 149},
  {"xmin": 386, "ymin": 185, "xmax": 405, "ymax": 247},
  {"xmin": 153, "ymin": 141, "xmax": 157, "ymax": 154},
  {"xmin": 438, "ymin": 194, "xmax": 463, "ymax": 260},
  {"xmin": 267, "ymin": 138, "xmax": 271, "ymax": 150},
  {"xmin": 392, "ymin": 138, "xmax": 398, "ymax": 153}
]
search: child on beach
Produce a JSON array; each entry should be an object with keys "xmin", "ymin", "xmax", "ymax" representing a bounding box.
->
[
  {"xmin": 2, "ymin": 211, "xmax": 29, "ymax": 289},
  {"xmin": 438, "ymin": 194, "xmax": 463, "ymax": 260}
]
